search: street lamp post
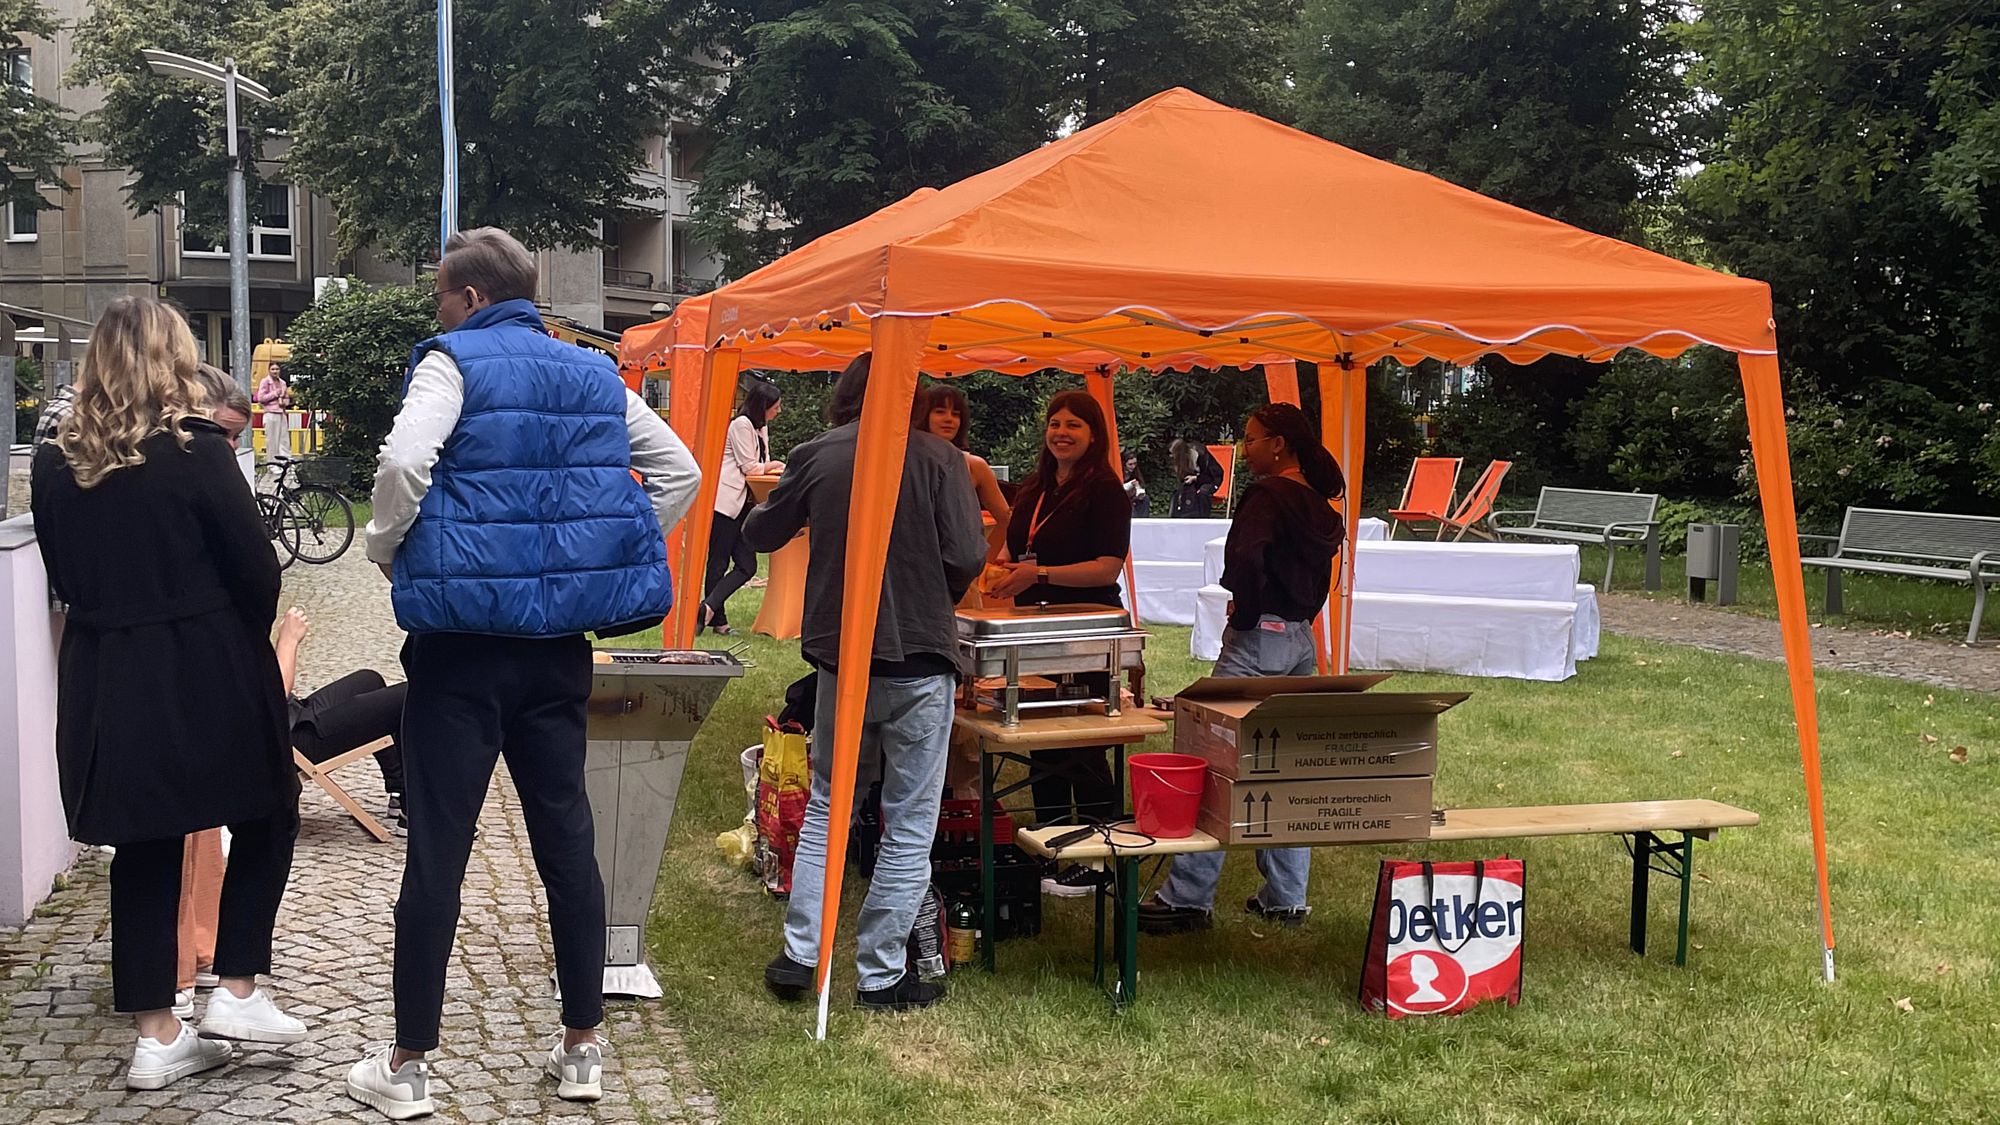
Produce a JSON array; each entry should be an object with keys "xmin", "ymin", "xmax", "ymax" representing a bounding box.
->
[{"xmin": 140, "ymin": 49, "xmax": 274, "ymax": 395}]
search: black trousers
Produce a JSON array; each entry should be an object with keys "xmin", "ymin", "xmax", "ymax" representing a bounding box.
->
[
  {"xmin": 109, "ymin": 812, "xmax": 298, "ymax": 1013},
  {"xmin": 1030, "ymin": 748, "xmax": 1119, "ymax": 826},
  {"xmin": 394, "ymin": 631, "xmax": 603, "ymax": 1051},
  {"xmin": 292, "ymin": 670, "xmax": 407, "ymax": 794},
  {"xmin": 700, "ymin": 506, "xmax": 758, "ymax": 626}
]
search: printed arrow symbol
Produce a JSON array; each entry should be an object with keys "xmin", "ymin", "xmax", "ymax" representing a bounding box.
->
[
  {"xmin": 1266, "ymin": 728, "xmax": 1281, "ymax": 768},
  {"xmin": 1242, "ymin": 790, "xmax": 1257, "ymax": 832},
  {"xmin": 1259, "ymin": 792, "xmax": 1273, "ymax": 832},
  {"xmin": 1251, "ymin": 728, "xmax": 1265, "ymax": 765}
]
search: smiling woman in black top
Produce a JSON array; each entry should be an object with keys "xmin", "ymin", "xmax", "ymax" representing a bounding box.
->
[{"xmin": 989, "ymin": 390, "xmax": 1132, "ymax": 896}]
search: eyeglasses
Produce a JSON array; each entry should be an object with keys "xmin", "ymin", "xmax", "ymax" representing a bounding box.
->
[
  {"xmin": 429, "ymin": 285, "xmax": 469, "ymax": 306},
  {"xmin": 1237, "ymin": 433, "xmax": 1278, "ymax": 450}
]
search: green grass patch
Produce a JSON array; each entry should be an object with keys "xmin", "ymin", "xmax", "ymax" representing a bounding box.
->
[
  {"xmin": 616, "ymin": 578, "xmax": 2000, "ymax": 1123},
  {"xmin": 1588, "ymin": 543, "xmax": 1983, "ymax": 641}
]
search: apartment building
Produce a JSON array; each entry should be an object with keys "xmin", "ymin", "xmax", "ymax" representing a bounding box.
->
[{"xmin": 2, "ymin": 0, "xmax": 725, "ymax": 360}]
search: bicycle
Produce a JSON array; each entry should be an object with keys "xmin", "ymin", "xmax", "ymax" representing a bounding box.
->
[{"xmin": 259, "ymin": 456, "xmax": 356, "ymax": 567}]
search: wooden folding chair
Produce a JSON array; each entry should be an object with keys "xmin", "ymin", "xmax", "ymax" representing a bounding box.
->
[
  {"xmin": 294, "ymin": 737, "xmax": 394, "ymax": 843},
  {"xmin": 1387, "ymin": 456, "xmax": 1463, "ymax": 538},
  {"xmin": 1436, "ymin": 460, "xmax": 1512, "ymax": 541}
]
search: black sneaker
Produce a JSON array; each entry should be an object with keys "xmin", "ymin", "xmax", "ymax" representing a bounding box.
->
[
  {"xmin": 1137, "ymin": 895, "xmax": 1213, "ymax": 935},
  {"xmin": 856, "ymin": 971, "xmax": 946, "ymax": 1013},
  {"xmin": 764, "ymin": 954, "xmax": 813, "ymax": 1002},
  {"xmin": 1041, "ymin": 863, "xmax": 1111, "ymax": 899},
  {"xmin": 1245, "ymin": 896, "xmax": 1310, "ymax": 928}
]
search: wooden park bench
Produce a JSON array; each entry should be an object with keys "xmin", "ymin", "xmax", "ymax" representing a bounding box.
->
[
  {"xmin": 1491, "ymin": 487, "xmax": 1662, "ymax": 591},
  {"xmin": 1019, "ymin": 797, "xmax": 1758, "ymax": 1009},
  {"xmin": 1799, "ymin": 507, "xmax": 2000, "ymax": 644}
]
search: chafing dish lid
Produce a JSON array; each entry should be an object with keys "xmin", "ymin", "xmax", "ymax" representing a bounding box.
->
[{"xmin": 955, "ymin": 604, "xmax": 1135, "ymax": 637}]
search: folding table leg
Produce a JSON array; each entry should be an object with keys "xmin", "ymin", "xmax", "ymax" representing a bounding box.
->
[
  {"xmin": 1113, "ymin": 856, "xmax": 1141, "ymax": 1010},
  {"xmin": 1674, "ymin": 834, "xmax": 1695, "ymax": 967},
  {"xmin": 1628, "ymin": 830, "xmax": 1653, "ymax": 956},
  {"xmin": 1092, "ymin": 878, "xmax": 1107, "ymax": 987},
  {"xmin": 980, "ymin": 748, "xmax": 997, "ymax": 973}
]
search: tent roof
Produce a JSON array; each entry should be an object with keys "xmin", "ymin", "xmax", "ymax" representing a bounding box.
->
[{"xmin": 706, "ymin": 87, "xmax": 1774, "ymax": 371}]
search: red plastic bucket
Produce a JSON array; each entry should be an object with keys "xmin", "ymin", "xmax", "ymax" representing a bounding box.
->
[{"xmin": 1129, "ymin": 753, "xmax": 1207, "ymax": 839}]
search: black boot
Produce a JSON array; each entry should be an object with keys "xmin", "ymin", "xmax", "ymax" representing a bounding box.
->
[
  {"xmin": 764, "ymin": 953, "xmax": 813, "ymax": 1002},
  {"xmin": 856, "ymin": 970, "xmax": 946, "ymax": 1013}
]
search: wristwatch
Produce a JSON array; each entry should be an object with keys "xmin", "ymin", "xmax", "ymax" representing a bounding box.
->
[{"xmin": 1037, "ymin": 566, "xmax": 1050, "ymax": 581}]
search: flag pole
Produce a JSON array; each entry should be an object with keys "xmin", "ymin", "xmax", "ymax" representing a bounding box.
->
[{"xmin": 437, "ymin": 0, "xmax": 458, "ymax": 246}]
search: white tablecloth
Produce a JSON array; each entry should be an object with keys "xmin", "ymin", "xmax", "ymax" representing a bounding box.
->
[
  {"xmin": 1204, "ymin": 525, "xmax": 1548, "ymax": 593},
  {"xmin": 1120, "ymin": 561, "xmax": 1206, "ymax": 626},
  {"xmin": 1573, "ymin": 584, "xmax": 1600, "ymax": 661},
  {"xmin": 1193, "ymin": 586, "xmax": 1579, "ymax": 680},
  {"xmin": 1131, "ymin": 518, "xmax": 1233, "ymax": 565}
]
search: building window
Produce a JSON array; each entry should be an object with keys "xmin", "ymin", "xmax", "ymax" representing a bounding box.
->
[
  {"xmin": 6, "ymin": 49, "xmax": 31, "ymax": 93},
  {"xmin": 5, "ymin": 202, "xmax": 37, "ymax": 242},
  {"xmin": 182, "ymin": 182, "xmax": 297, "ymax": 260}
]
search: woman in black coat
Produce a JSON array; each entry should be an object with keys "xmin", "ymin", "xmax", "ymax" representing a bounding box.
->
[{"xmin": 31, "ymin": 296, "xmax": 308, "ymax": 1090}]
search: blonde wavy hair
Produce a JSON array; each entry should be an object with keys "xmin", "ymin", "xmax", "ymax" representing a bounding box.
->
[{"xmin": 60, "ymin": 297, "xmax": 207, "ymax": 488}]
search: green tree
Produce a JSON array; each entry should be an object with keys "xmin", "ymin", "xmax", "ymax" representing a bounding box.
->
[
  {"xmin": 282, "ymin": 281, "xmax": 437, "ymax": 489},
  {"xmin": 67, "ymin": 0, "xmax": 289, "ymax": 242},
  {"xmin": 1, "ymin": 0, "xmax": 77, "ymax": 216},
  {"xmin": 1042, "ymin": 0, "xmax": 1299, "ymax": 126},
  {"xmin": 1294, "ymin": 0, "xmax": 1693, "ymax": 493},
  {"xmin": 682, "ymin": 0, "xmax": 1060, "ymax": 268},
  {"xmin": 279, "ymin": 0, "xmax": 690, "ymax": 259},
  {"xmin": 1681, "ymin": 0, "xmax": 2000, "ymax": 512}
]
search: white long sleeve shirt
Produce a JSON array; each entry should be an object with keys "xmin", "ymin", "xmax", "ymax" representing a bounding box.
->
[{"xmin": 364, "ymin": 349, "xmax": 701, "ymax": 565}]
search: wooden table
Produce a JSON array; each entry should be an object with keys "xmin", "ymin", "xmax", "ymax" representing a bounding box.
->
[
  {"xmin": 1017, "ymin": 797, "xmax": 1760, "ymax": 1011},
  {"xmin": 744, "ymin": 474, "xmax": 807, "ymax": 640},
  {"xmin": 950, "ymin": 708, "xmax": 1167, "ymax": 971}
]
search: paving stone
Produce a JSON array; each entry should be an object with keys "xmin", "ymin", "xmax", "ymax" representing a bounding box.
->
[{"xmin": 0, "ymin": 549, "xmax": 722, "ymax": 1123}]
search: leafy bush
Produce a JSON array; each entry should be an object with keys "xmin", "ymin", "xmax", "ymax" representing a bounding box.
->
[
  {"xmin": 12, "ymin": 356, "xmax": 44, "ymax": 445},
  {"xmin": 283, "ymin": 282, "xmax": 437, "ymax": 491},
  {"xmin": 1569, "ymin": 352, "xmax": 1746, "ymax": 499}
]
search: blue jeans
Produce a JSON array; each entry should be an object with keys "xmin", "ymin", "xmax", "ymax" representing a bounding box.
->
[
  {"xmin": 782, "ymin": 673, "xmax": 953, "ymax": 991},
  {"xmin": 1158, "ymin": 617, "xmax": 1316, "ymax": 913}
]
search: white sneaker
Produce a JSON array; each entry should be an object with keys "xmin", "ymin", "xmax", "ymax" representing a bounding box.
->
[
  {"xmin": 127, "ymin": 1021, "xmax": 232, "ymax": 1090},
  {"xmin": 198, "ymin": 987, "xmax": 308, "ymax": 1044},
  {"xmin": 546, "ymin": 1038, "xmax": 603, "ymax": 1101},
  {"xmin": 171, "ymin": 990, "xmax": 194, "ymax": 1020},
  {"xmin": 346, "ymin": 1046, "xmax": 435, "ymax": 1120}
]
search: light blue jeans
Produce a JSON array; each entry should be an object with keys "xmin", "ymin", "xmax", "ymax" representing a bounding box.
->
[
  {"xmin": 1158, "ymin": 616, "xmax": 1316, "ymax": 913},
  {"xmin": 783, "ymin": 673, "xmax": 953, "ymax": 991}
]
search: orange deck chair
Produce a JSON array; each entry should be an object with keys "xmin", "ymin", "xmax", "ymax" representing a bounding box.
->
[
  {"xmin": 1387, "ymin": 456, "xmax": 1463, "ymax": 539},
  {"xmin": 1206, "ymin": 443, "xmax": 1238, "ymax": 516},
  {"xmin": 1435, "ymin": 460, "xmax": 1512, "ymax": 541}
]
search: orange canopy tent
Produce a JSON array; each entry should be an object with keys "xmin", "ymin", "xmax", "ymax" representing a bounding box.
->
[{"xmin": 625, "ymin": 87, "xmax": 1833, "ymax": 1033}]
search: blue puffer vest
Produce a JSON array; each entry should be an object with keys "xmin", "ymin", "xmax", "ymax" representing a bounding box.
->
[{"xmin": 390, "ymin": 299, "xmax": 672, "ymax": 637}]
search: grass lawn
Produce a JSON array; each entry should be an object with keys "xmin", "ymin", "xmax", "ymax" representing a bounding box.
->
[
  {"xmin": 612, "ymin": 581, "xmax": 2000, "ymax": 1124},
  {"xmin": 1584, "ymin": 542, "xmax": 1985, "ymax": 642}
]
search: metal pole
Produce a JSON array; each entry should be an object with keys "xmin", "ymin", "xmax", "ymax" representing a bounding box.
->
[
  {"xmin": 224, "ymin": 58, "xmax": 252, "ymax": 395},
  {"xmin": 437, "ymin": 0, "xmax": 458, "ymax": 246}
]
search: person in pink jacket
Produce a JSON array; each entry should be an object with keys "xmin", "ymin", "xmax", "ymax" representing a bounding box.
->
[{"xmin": 254, "ymin": 363, "xmax": 291, "ymax": 459}]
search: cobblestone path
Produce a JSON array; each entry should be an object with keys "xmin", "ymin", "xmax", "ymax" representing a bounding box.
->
[{"xmin": 0, "ymin": 549, "xmax": 721, "ymax": 1124}]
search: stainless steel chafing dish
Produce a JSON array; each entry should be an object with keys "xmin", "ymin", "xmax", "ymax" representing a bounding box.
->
[{"xmin": 955, "ymin": 604, "xmax": 1148, "ymax": 726}]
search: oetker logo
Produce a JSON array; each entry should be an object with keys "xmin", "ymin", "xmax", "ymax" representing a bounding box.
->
[{"xmin": 1386, "ymin": 950, "xmax": 1470, "ymax": 1015}]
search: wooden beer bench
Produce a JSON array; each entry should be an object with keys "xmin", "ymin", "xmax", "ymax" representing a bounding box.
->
[{"xmin": 1018, "ymin": 798, "xmax": 1760, "ymax": 1010}]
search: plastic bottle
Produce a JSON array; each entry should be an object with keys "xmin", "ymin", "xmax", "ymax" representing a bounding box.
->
[{"xmin": 908, "ymin": 884, "xmax": 947, "ymax": 980}]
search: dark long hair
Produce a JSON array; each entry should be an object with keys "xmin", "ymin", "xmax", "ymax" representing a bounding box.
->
[
  {"xmin": 736, "ymin": 378, "xmax": 781, "ymax": 428},
  {"xmin": 1250, "ymin": 402, "xmax": 1344, "ymax": 500},
  {"xmin": 1021, "ymin": 389, "xmax": 1114, "ymax": 502},
  {"xmin": 912, "ymin": 384, "xmax": 971, "ymax": 451}
]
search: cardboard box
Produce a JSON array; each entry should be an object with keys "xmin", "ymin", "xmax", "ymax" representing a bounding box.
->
[
  {"xmin": 1174, "ymin": 674, "xmax": 1467, "ymax": 781},
  {"xmin": 1197, "ymin": 773, "xmax": 1434, "ymax": 845}
]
